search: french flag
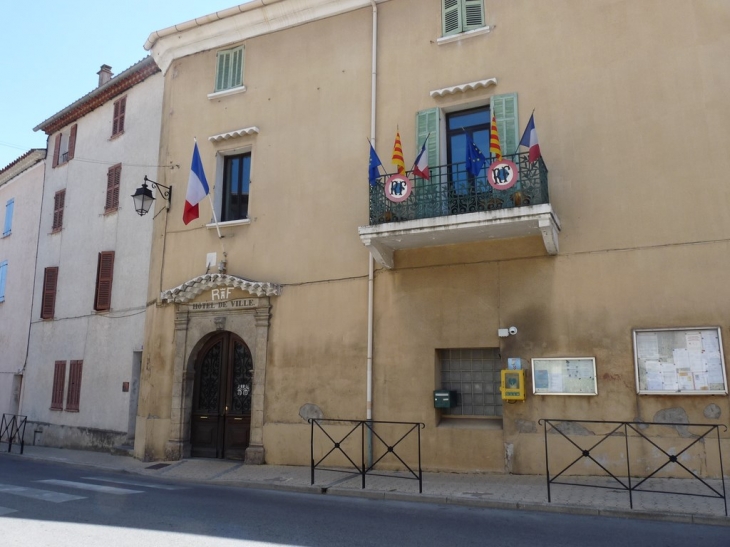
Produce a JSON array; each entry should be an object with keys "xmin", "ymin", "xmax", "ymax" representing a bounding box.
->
[
  {"xmin": 519, "ymin": 113, "xmax": 541, "ymax": 163},
  {"xmin": 183, "ymin": 141, "xmax": 210, "ymax": 225},
  {"xmin": 413, "ymin": 141, "xmax": 429, "ymax": 180}
]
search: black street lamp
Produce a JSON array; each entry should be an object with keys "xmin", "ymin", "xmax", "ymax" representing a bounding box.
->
[{"xmin": 132, "ymin": 175, "xmax": 172, "ymax": 216}]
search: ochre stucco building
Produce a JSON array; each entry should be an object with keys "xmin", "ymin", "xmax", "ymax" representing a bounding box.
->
[{"xmin": 134, "ymin": 0, "xmax": 730, "ymax": 478}]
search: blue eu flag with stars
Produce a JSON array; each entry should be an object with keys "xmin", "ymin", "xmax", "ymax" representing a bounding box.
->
[{"xmin": 465, "ymin": 133, "xmax": 487, "ymax": 177}]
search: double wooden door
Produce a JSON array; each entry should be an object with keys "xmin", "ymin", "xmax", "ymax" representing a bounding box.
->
[{"xmin": 191, "ymin": 332, "xmax": 253, "ymax": 459}]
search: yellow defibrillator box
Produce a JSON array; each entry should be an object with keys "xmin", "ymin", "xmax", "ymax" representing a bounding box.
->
[{"xmin": 500, "ymin": 369, "xmax": 526, "ymax": 401}]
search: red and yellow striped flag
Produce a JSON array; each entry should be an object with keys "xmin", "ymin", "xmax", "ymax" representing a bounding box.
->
[
  {"xmin": 490, "ymin": 114, "xmax": 502, "ymax": 160},
  {"xmin": 392, "ymin": 131, "xmax": 406, "ymax": 175}
]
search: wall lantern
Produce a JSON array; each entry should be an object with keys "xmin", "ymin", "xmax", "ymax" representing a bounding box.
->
[{"xmin": 132, "ymin": 175, "xmax": 172, "ymax": 216}]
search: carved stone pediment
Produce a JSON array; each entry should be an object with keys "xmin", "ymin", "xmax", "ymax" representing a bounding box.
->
[{"xmin": 161, "ymin": 273, "xmax": 281, "ymax": 304}]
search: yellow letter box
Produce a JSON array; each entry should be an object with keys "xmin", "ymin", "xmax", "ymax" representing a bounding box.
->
[{"xmin": 500, "ymin": 369, "xmax": 526, "ymax": 401}]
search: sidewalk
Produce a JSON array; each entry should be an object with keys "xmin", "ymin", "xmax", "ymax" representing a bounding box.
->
[{"xmin": 2, "ymin": 444, "xmax": 728, "ymax": 527}]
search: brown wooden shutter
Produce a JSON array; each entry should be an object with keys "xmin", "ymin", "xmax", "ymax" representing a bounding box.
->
[
  {"xmin": 41, "ymin": 267, "xmax": 59, "ymax": 319},
  {"xmin": 66, "ymin": 360, "xmax": 83, "ymax": 411},
  {"xmin": 94, "ymin": 251, "xmax": 115, "ymax": 311},
  {"xmin": 51, "ymin": 360, "xmax": 66, "ymax": 410},
  {"xmin": 113, "ymin": 96, "xmax": 126, "ymax": 135},
  {"xmin": 67, "ymin": 124, "xmax": 77, "ymax": 160},
  {"xmin": 52, "ymin": 189, "xmax": 65, "ymax": 231},
  {"xmin": 52, "ymin": 134, "xmax": 61, "ymax": 168},
  {"xmin": 105, "ymin": 164, "xmax": 121, "ymax": 212}
]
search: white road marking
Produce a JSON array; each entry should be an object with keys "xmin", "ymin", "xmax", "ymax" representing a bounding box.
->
[
  {"xmin": 37, "ymin": 480, "xmax": 143, "ymax": 495},
  {"xmin": 0, "ymin": 505, "xmax": 18, "ymax": 516},
  {"xmin": 81, "ymin": 477, "xmax": 185, "ymax": 490},
  {"xmin": 0, "ymin": 483, "xmax": 85, "ymax": 503}
]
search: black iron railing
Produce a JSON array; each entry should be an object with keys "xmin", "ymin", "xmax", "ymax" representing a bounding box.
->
[
  {"xmin": 309, "ymin": 418, "xmax": 425, "ymax": 493},
  {"xmin": 369, "ymin": 152, "xmax": 549, "ymax": 225},
  {"xmin": 539, "ymin": 418, "xmax": 728, "ymax": 516},
  {"xmin": 0, "ymin": 414, "xmax": 27, "ymax": 455}
]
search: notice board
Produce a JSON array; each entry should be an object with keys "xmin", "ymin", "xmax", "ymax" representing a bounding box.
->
[
  {"xmin": 633, "ymin": 327, "xmax": 727, "ymax": 395},
  {"xmin": 531, "ymin": 357, "xmax": 597, "ymax": 395}
]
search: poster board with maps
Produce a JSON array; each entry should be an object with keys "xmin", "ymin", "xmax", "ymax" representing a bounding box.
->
[
  {"xmin": 633, "ymin": 327, "xmax": 727, "ymax": 395},
  {"xmin": 531, "ymin": 357, "xmax": 597, "ymax": 395}
]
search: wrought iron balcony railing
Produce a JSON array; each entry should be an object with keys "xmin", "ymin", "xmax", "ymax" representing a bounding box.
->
[{"xmin": 369, "ymin": 152, "xmax": 549, "ymax": 226}]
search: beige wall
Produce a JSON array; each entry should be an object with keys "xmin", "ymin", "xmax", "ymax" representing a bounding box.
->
[{"xmin": 138, "ymin": 0, "xmax": 730, "ymax": 475}]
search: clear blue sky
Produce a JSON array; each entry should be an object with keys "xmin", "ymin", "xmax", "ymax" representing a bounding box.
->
[{"xmin": 0, "ymin": 1, "xmax": 251, "ymax": 170}]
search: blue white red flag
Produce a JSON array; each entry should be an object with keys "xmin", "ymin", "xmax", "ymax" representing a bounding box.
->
[
  {"xmin": 519, "ymin": 113, "xmax": 541, "ymax": 163},
  {"xmin": 183, "ymin": 141, "xmax": 210, "ymax": 225},
  {"xmin": 413, "ymin": 137, "xmax": 430, "ymax": 180}
]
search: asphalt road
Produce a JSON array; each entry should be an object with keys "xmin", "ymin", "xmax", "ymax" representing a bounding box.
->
[{"xmin": 0, "ymin": 455, "xmax": 727, "ymax": 546}]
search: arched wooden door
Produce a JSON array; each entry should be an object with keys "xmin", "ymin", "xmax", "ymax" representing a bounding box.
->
[{"xmin": 190, "ymin": 332, "xmax": 253, "ymax": 459}]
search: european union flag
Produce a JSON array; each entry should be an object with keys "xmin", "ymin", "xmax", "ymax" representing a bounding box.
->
[
  {"xmin": 369, "ymin": 142, "xmax": 384, "ymax": 186},
  {"xmin": 465, "ymin": 133, "xmax": 487, "ymax": 177}
]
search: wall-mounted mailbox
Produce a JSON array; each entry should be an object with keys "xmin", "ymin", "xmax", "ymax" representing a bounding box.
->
[
  {"xmin": 434, "ymin": 390, "xmax": 457, "ymax": 408},
  {"xmin": 500, "ymin": 369, "xmax": 526, "ymax": 401}
]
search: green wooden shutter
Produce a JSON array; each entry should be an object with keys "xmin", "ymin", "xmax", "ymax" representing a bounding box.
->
[
  {"xmin": 231, "ymin": 47, "xmax": 244, "ymax": 88},
  {"xmin": 463, "ymin": 0, "xmax": 485, "ymax": 31},
  {"xmin": 442, "ymin": 0, "xmax": 462, "ymax": 36},
  {"xmin": 491, "ymin": 93, "xmax": 519, "ymax": 157},
  {"xmin": 416, "ymin": 108, "xmax": 440, "ymax": 174},
  {"xmin": 415, "ymin": 108, "xmax": 441, "ymax": 218},
  {"xmin": 216, "ymin": 50, "xmax": 230, "ymax": 91}
]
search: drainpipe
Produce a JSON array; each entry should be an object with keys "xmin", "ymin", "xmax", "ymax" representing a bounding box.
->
[{"xmin": 366, "ymin": 0, "xmax": 378, "ymax": 469}]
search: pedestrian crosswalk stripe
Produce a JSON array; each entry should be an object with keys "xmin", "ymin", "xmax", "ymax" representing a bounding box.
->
[
  {"xmin": 0, "ymin": 483, "xmax": 85, "ymax": 503},
  {"xmin": 81, "ymin": 477, "xmax": 185, "ymax": 490},
  {"xmin": 37, "ymin": 480, "xmax": 143, "ymax": 495},
  {"xmin": 0, "ymin": 505, "xmax": 18, "ymax": 516}
]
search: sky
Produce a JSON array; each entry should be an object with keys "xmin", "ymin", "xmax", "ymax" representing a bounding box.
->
[{"xmin": 0, "ymin": 1, "xmax": 253, "ymax": 170}]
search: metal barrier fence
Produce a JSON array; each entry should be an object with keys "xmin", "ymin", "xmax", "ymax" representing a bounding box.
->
[
  {"xmin": 539, "ymin": 418, "xmax": 727, "ymax": 516},
  {"xmin": 309, "ymin": 418, "xmax": 425, "ymax": 493},
  {"xmin": 0, "ymin": 414, "xmax": 27, "ymax": 455}
]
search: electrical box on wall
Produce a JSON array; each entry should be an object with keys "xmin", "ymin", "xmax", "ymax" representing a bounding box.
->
[
  {"xmin": 433, "ymin": 390, "xmax": 457, "ymax": 408},
  {"xmin": 500, "ymin": 369, "xmax": 526, "ymax": 401}
]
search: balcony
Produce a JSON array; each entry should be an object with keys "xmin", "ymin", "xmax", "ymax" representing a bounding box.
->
[{"xmin": 359, "ymin": 152, "xmax": 560, "ymax": 268}]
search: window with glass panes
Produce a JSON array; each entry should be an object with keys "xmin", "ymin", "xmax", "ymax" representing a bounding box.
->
[
  {"xmin": 439, "ymin": 348, "xmax": 502, "ymax": 416},
  {"xmin": 221, "ymin": 153, "xmax": 251, "ymax": 222},
  {"xmin": 446, "ymin": 106, "xmax": 491, "ymax": 196}
]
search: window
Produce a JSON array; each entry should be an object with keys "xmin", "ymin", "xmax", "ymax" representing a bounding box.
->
[
  {"xmin": 0, "ymin": 261, "xmax": 7, "ymax": 303},
  {"xmin": 105, "ymin": 164, "xmax": 121, "ymax": 212},
  {"xmin": 94, "ymin": 251, "xmax": 115, "ymax": 311},
  {"xmin": 52, "ymin": 189, "xmax": 65, "ymax": 232},
  {"xmin": 51, "ymin": 124, "xmax": 77, "ymax": 168},
  {"xmin": 41, "ymin": 267, "xmax": 58, "ymax": 319},
  {"xmin": 442, "ymin": 0, "xmax": 485, "ymax": 37},
  {"xmin": 65, "ymin": 360, "xmax": 83, "ymax": 411},
  {"xmin": 446, "ymin": 106, "xmax": 491, "ymax": 197},
  {"xmin": 439, "ymin": 348, "xmax": 503, "ymax": 417},
  {"xmin": 112, "ymin": 97, "xmax": 126, "ymax": 136},
  {"xmin": 221, "ymin": 153, "xmax": 251, "ymax": 222},
  {"xmin": 215, "ymin": 46, "xmax": 244, "ymax": 92},
  {"xmin": 51, "ymin": 361, "xmax": 66, "ymax": 410},
  {"xmin": 3, "ymin": 198, "xmax": 14, "ymax": 237}
]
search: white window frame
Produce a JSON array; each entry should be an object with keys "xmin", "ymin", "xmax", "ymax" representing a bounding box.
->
[{"xmin": 207, "ymin": 145, "xmax": 254, "ymax": 230}]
